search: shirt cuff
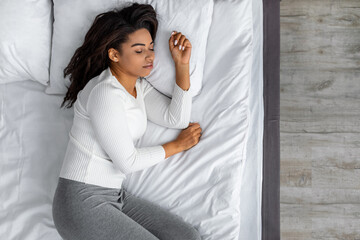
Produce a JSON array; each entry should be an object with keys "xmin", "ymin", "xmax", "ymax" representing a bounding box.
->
[
  {"xmin": 170, "ymin": 82, "xmax": 192, "ymax": 128},
  {"xmin": 158, "ymin": 145, "xmax": 166, "ymax": 160},
  {"xmin": 159, "ymin": 145, "xmax": 166, "ymax": 159},
  {"xmin": 173, "ymin": 82, "xmax": 191, "ymax": 98},
  {"xmin": 146, "ymin": 145, "xmax": 166, "ymax": 163}
]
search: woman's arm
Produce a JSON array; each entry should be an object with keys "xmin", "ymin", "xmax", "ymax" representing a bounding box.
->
[
  {"xmin": 162, "ymin": 122, "xmax": 202, "ymax": 158},
  {"xmin": 142, "ymin": 75, "xmax": 192, "ymax": 129},
  {"xmin": 162, "ymin": 141, "xmax": 182, "ymax": 159},
  {"xmin": 87, "ymin": 84, "xmax": 166, "ymax": 174},
  {"xmin": 174, "ymin": 63, "xmax": 190, "ymax": 91},
  {"xmin": 142, "ymin": 31, "xmax": 192, "ymax": 129},
  {"xmin": 170, "ymin": 30, "xmax": 192, "ymax": 90}
]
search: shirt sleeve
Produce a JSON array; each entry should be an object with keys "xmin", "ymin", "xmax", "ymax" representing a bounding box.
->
[
  {"xmin": 142, "ymin": 79, "xmax": 192, "ymax": 129},
  {"xmin": 87, "ymin": 83, "xmax": 166, "ymax": 175}
]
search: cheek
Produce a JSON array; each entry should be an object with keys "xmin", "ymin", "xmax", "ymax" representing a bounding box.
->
[
  {"xmin": 123, "ymin": 55, "xmax": 140, "ymax": 68},
  {"xmin": 130, "ymin": 54, "xmax": 143, "ymax": 64},
  {"xmin": 121, "ymin": 53, "xmax": 148, "ymax": 71}
]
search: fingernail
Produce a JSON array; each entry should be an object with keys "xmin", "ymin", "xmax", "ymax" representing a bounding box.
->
[
  {"xmin": 174, "ymin": 40, "xmax": 177, "ymax": 46},
  {"xmin": 182, "ymin": 46, "xmax": 185, "ymax": 51},
  {"xmin": 179, "ymin": 45, "xmax": 182, "ymax": 50},
  {"xmin": 171, "ymin": 31, "xmax": 175, "ymax": 35}
]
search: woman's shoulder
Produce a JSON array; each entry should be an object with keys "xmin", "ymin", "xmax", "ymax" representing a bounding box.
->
[
  {"xmin": 88, "ymin": 67, "xmax": 126, "ymax": 93},
  {"xmin": 84, "ymin": 77, "xmax": 128, "ymax": 110},
  {"xmin": 91, "ymin": 80, "xmax": 128, "ymax": 101}
]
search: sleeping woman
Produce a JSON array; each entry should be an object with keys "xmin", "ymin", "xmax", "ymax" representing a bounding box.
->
[{"xmin": 52, "ymin": 2, "xmax": 202, "ymax": 240}]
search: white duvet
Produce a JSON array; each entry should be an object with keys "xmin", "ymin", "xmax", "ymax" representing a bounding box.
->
[{"xmin": 0, "ymin": 0, "xmax": 263, "ymax": 239}]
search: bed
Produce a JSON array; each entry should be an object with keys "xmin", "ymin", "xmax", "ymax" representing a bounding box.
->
[{"xmin": 0, "ymin": 0, "xmax": 280, "ymax": 239}]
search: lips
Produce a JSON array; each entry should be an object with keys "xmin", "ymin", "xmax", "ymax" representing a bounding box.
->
[{"xmin": 143, "ymin": 63, "xmax": 153, "ymax": 68}]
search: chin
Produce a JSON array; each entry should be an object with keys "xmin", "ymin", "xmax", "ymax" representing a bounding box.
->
[{"xmin": 140, "ymin": 71, "xmax": 152, "ymax": 78}]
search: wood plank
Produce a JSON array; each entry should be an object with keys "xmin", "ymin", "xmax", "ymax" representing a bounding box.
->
[
  {"xmin": 281, "ymin": 132, "xmax": 360, "ymax": 189},
  {"xmin": 280, "ymin": 133, "xmax": 312, "ymax": 188},
  {"xmin": 280, "ymin": 0, "xmax": 360, "ymax": 238},
  {"xmin": 281, "ymin": 188, "xmax": 360, "ymax": 239},
  {"xmin": 280, "ymin": 188, "xmax": 312, "ymax": 239},
  {"xmin": 280, "ymin": 70, "xmax": 360, "ymax": 133},
  {"xmin": 281, "ymin": 0, "xmax": 360, "ymax": 71}
]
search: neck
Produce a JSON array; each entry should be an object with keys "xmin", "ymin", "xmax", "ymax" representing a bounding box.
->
[{"xmin": 109, "ymin": 65, "xmax": 138, "ymax": 95}]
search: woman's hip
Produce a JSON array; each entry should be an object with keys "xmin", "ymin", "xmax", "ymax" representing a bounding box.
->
[{"xmin": 52, "ymin": 178, "xmax": 125, "ymax": 227}]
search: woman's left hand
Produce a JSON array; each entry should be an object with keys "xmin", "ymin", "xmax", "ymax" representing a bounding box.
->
[{"xmin": 169, "ymin": 31, "xmax": 192, "ymax": 65}]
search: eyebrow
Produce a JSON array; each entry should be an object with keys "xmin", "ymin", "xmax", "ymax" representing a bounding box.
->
[{"xmin": 131, "ymin": 41, "xmax": 154, "ymax": 47}]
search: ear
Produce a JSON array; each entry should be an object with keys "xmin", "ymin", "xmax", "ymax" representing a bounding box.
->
[{"xmin": 108, "ymin": 48, "xmax": 119, "ymax": 62}]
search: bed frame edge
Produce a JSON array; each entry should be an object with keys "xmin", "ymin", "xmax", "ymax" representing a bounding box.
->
[{"xmin": 262, "ymin": 0, "xmax": 280, "ymax": 239}]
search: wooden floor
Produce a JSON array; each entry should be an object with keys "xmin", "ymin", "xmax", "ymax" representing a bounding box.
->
[{"xmin": 280, "ymin": 0, "xmax": 360, "ymax": 239}]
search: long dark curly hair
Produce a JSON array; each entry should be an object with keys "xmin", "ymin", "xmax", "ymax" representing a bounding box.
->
[{"xmin": 60, "ymin": 2, "xmax": 158, "ymax": 109}]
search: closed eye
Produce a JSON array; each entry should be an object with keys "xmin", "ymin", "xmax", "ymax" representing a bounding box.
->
[{"xmin": 136, "ymin": 49, "xmax": 155, "ymax": 54}]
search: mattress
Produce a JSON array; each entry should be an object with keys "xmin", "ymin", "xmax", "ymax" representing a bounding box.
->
[{"xmin": 0, "ymin": 0, "xmax": 264, "ymax": 239}]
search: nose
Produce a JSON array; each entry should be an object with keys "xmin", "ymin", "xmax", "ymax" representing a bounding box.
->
[{"xmin": 146, "ymin": 49, "xmax": 155, "ymax": 61}]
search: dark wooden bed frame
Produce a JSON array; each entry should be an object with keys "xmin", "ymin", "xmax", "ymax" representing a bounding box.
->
[{"xmin": 262, "ymin": 0, "xmax": 280, "ymax": 239}]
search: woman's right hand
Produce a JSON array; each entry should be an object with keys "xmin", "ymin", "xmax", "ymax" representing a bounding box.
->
[{"xmin": 175, "ymin": 122, "xmax": 202, "ymax": 151}]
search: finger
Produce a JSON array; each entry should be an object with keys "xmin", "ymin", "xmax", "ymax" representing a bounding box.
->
[
  {"xmin": 174, "ymin": 32, "xmax": 182, "ymax": 46},
  {"xmin": 191, "ymin": 123, "xmax": 201, "ymax": 129},
  {"xmin": 181, "ymin": 39, "xmax": 188, "ymax": 51},
  {"xmin": 178, "ymin": 35, "xmax": 186, "ymax": 50},
  {"xmin": 169, "ymin": 34, "xmax": 176, "ymax": 50},
  {"xmin": 182, "ymin": 39, "xmax": 191, "ymax": 51},
  {"xmin": 196, "ymin": 133, "xmax": 201, "ymax": 141},
  {"xmin": 169, "ymin": 31, "xmax": 176, "ymax": 41},
  {"xmin": 195, "ymin": 128, "xmax": 202, "ymax": 134},
  {"xmin": 169, "ymin": 31, "xmax": 178, "ymax": 48},
  {"xmin": 188, "ymin": 122, "xmax": 198, "ymax": 128}
]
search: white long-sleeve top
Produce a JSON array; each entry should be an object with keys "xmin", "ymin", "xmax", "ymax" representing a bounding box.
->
[{"xmin": 59, "ymin": 67, "xmax": 192, "ymax": 189}]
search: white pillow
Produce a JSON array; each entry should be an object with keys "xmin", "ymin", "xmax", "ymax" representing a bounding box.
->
[
  {"xmin": 0, "ymin": 0, "xmax": 52, "ymax": 85},
  {"xmin": 46, "ymin": 0, "xmax": 214, "ymax": 97},
  {"xmin": 142, "ymin": 0, "xmax": 214, "ymax": 98}
]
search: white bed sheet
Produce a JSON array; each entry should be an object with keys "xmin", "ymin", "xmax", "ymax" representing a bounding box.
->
[
  {"xmin": 0, "ymin": 0, "xmax": 263, "ymax": 239},
  {"xmin": 239, "ymin": 0, "xmax": 264, "ymax": 238}
]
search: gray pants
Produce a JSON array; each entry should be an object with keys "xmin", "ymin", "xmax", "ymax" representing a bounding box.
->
[{"xmin": 52, "ymin": 177, "xmax": 201, "ymax": 240}]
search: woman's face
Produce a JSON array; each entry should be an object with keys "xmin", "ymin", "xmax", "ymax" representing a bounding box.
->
[{"xmin": 109, "ymin": 28, "xmax": 155, "ymax": 78}]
